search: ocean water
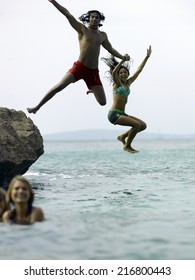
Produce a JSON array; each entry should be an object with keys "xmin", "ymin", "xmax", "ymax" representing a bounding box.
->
[{"xmin": 0, "ymin": 138, "xmax": 195, "ymax": 260}]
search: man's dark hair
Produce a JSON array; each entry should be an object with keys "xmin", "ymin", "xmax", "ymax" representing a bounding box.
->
[{"xmin": 79, "ymin": 10, "xmax": 105, "ymax": 27}]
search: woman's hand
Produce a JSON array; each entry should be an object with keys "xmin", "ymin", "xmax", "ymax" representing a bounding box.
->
[{"xmin": 146, "ymin": 45, "xmax": 152, "ymax": 58}]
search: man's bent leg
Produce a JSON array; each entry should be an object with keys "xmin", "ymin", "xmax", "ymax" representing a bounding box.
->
[{"xmin": 89, "ymin": 85, "xmax": 106, "ymax": 106}]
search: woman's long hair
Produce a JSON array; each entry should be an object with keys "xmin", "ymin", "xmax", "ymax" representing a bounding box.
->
[
  {"xmin": 0, "ymin": 188, "xmax": 6, "ymax": 215},
  {"xmin": 0, "ymin": 188, "xmax": 6, "ymax": 200}
]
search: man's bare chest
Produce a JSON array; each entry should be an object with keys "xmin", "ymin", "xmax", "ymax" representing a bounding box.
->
[{"xmin": 81, "ymin": 30, "xmax": 104, "ymax": 45}]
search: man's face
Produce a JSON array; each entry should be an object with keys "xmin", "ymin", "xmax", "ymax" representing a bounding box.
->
[{"xmin": 89, "ymin": 12, "xmax": 100, "ymax": 28}]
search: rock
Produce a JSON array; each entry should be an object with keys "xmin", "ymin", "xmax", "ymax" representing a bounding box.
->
[{"xmin": 0, "ymin": 107, "xmax": 44, "ymax": 189}]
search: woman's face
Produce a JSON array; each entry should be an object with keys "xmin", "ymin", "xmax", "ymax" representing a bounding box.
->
[
  {"xmin": 11, "ymin": 180, "xmax": 30, "ymax": 204},
  {"xmin": 119, "ymin": 67, "xmax": 129, "ymax": 82}
]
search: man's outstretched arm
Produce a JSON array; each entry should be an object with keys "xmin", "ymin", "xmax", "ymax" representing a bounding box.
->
[
  {"xmin": 102, "ymin": 33, "xmax": 130, "ymax": 61},
  {"xmin": 48, "ymin": 0, "xmax": 83, "ymax": 32}
]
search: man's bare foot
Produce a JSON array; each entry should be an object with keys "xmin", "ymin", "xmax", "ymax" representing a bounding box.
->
[
  {"xmin": 123, "ymin": 146, "xmax": 139, "ymax": 154},
  {"xmin": 86, "ymin": 89, "xmax": 93, "ymax": 95},
  {"xmin": 117, "ymin": 135, "xmax": 126, "ymax": 145},
  {"xmin": 27, "ymin": 107, "xmax": 38, "ymax": 114}
]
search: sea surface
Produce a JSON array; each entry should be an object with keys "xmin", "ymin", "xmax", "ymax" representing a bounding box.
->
[{"xmin": 0, "ymin": 138, "xmax": 195, "ymax": 260}]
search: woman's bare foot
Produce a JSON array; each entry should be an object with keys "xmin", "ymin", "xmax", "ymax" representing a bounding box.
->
[
  {"xmin": 123, "ymin": 146, "xmax": 139, "ymax": 154},
  {"xmin": 117, "ymin": 135, "xmax": 126, "ymax": 145},
  {"xmin": 27, "ymin": 107, "xmax": 38, "ymax": 114}
]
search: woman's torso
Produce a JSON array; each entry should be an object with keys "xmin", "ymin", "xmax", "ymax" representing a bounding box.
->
[{"xmin": 111, "ymin": 84, "xmax": 130, "ymax": 111}]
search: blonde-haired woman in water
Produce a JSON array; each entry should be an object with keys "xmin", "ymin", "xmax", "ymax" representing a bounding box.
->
[{"xmin": 3, "ymin": 176, "xmax": 44, "ymax": 225}]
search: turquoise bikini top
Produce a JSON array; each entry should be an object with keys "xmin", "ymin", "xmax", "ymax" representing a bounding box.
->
[{"xmin": 114, "ymin": 85, "xmax": 130, "ymax": 96}]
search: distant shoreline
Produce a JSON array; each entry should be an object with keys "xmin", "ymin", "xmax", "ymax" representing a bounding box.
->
[{"xmin": 43, "ymin": 129, "xmax": 195, "ymax": 142}]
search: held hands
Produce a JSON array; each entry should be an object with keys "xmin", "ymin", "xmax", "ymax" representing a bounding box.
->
[
  {"xmin": 146, "ymin": 45, "xmax": 152, "ymax": 58},
  {"xmin": 122, "ymin": 54, "xmax": 130, "ymax": 61}
]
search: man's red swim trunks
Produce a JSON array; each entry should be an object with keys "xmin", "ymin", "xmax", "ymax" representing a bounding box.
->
[{"xmin": 68, "ymin": 61, "xmax": 102, "ymax": 88}]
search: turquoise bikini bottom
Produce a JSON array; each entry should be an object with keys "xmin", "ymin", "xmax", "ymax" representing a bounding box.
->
[{"xmin": 108, "ymin": 109, "xmax": 128, "ymax": 125}]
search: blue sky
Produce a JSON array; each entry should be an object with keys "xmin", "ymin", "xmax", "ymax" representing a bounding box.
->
[{"xmin": 1, "ymin": 0, "xmax": 195, "ymax": 135}]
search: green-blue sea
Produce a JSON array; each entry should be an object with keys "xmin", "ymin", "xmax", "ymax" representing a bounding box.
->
[{"xmin": 1, "ymin": 138, "xmax": 195, "ymax": 260}]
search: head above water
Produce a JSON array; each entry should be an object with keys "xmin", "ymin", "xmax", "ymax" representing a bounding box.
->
[
  {"xmin": 79, "ymin": 10, "xmax": 105, "ymax": 27},
  {"xmin": 6, "ymin": 176, "xmax": 34, "ymax": 208}
]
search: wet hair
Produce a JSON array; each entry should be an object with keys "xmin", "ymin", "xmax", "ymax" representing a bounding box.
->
[
  {"xmin": 0, "ymin": 187, "xmax": 6, "ymax": 208},
  {"xmin": 0, "ymin": 188, "xmax": 6, "ymax": 217},
  {"xmin": 79, "ymin": 10, "xmax": 105, "ymax": 27},
  {"xmin": 102, "ymin": 55, "xmax": 130, "ymax": 83},
  {"xmin": 0, "ymin": 188, "xmax": 6, "ymax": 201}
]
